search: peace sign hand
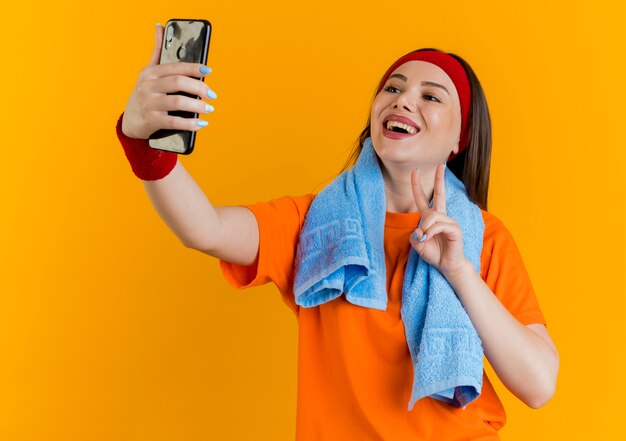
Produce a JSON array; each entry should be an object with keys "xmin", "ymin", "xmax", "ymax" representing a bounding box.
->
[{"xmin": 409, "ymin": 163, "xmax": 469, "ymax": 278}]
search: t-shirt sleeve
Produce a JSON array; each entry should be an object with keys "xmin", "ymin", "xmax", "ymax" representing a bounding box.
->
[
  {"xmin": 480, "ymin": 212, "xmax": 547, "ymax": 327},
  {"xmin": 218, "ymin": 194, "xmax": 314, "ymax": 314}
]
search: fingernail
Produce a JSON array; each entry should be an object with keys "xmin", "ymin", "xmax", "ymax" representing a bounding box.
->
[
  {"xmin": 199, "ymin": 66, "xmax": 211, "ymax": 75},
  {"xmin": 419, "ymin": 233, "xmax": 428, "ymax": 243},
  {"xmin": 442, "ymin": 162, "xmax": 447, "ymax": 169},
  {"xmin": 207, "ymin": 88, "xmax": 217, "ymax": 99},
  {"xmin": 197, "ymin": 120, "xmax": 208, "ymax": 127},
  {"xmin": 205, "ymin": 103, "xmax": 214, "ymax": 112},
  {"xmin": 416, "ymin": 167, "xmax": 419, "ymax": 173},
  {"xmin": 156, "ymin": 23, "xmax": 162, "ymax": 28},
  {"xmin": 413, "ymin": 230, "xmax": 419, "ymax": 240}
]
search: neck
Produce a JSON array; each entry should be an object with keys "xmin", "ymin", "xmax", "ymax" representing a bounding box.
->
[{"xmin": 382, "ymin": 162, "xmax": 436, "ymax": 213}]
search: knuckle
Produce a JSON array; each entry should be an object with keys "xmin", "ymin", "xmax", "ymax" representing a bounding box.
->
[
  {"xmin": 172, "ymin": 95, "xmax": 185, "ymax": 108},
  {"xmin": 140, "ymin": 65, "xmax": 154, "ymax": 80},
  {"xmin": 164, "ymin": 117, "xmax": 178, "ymax": 130},
  {"xmin": 174, "ymin": 116, "xmax": 191, "ymax": 130},
  {"xmin": 173, "ymin": 75, "xmax": 186, "ymax": 89}
]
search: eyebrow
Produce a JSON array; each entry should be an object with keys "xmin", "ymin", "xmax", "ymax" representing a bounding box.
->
[{"xmin": 388, "ymin": 73, "xmax": 450, "ymax": 95}]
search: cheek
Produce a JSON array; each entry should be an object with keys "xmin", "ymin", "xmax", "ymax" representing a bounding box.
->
[
  {"xmin": 370, "ymin": 98, "xmax": 384, "ymax": 132},
  {"xmin": 455, "ymin": 109, "xmax": 463, "ymax": 134},
  {"xmin": 371, "ymin": 97, "xmax": 383, "ymax": 119},
  {"xmin": 430, "ymin": 108, "xmax": 459, "ymax": 133}
]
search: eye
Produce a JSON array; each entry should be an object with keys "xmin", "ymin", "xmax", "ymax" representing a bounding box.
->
[
  {"xmin": 384, "ymin": 85, "xmax": 400, "ymax": 93},
  {"xmin": 424, "ymin": 94, "xmax": 441, "ymax": 103}
]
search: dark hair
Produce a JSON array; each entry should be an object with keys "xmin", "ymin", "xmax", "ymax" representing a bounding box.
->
[{"xmin": 340, "ymin": 48, "xmax": 492, "ymax": 211}]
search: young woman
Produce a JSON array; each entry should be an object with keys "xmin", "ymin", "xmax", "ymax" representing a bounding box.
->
[{"xmin": 117, "ymin": 23, "xmax": 559, "ymax": 440}]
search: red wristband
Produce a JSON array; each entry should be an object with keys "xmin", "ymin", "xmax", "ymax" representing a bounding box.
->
[{"xmin": 116, "ymin": 112, "xmax": 177, "ymax": 181}]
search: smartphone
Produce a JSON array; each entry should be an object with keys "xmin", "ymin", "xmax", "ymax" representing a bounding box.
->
[{"xmin": 148, "ymin": 19, "xmax": 212, "ymax": 155}]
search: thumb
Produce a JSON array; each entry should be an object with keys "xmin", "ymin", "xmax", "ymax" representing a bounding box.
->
[{"xmin": 148, "ymin": 23, "xmax": 164, "ymax": 66}]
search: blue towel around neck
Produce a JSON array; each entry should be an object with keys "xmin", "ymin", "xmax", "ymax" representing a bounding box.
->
[{"xmin": 293, "ymin": 137, "xmax": 485, "ymax": 410}]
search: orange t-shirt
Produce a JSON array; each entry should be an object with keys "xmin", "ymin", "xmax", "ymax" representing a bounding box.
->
[{"xmin": 219, "ymin": 194, "xmax": 546, "ymax": 441}]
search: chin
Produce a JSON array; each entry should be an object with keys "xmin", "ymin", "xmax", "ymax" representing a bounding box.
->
[
  {"xmin": 372, "ymin": 141, "xmax": 415, "ymax": 165},
  {"xmin": 372, "ymin": 132, "xmax": 413, "ymax": 154}
]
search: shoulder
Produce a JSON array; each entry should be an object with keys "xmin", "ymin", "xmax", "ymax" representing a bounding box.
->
[
  {"xmin": 245, "ymin": 193, "xmax": 315, "ymax": 222},
  {"xmin": 480, "ymin": 209, "xmax": 517, "ymax": 251},
  {"xmin": 286, "ymin": 193, "xmax": 316, "ymax": 219},
  {"xmin": 478, "ymin": 210, "xmax": 546, "ymax": 325},
  {"xmin": 265, "ymin": 193, "xmax": 315, "ymax": 212},
  {"xmin": 241, "ymin": 194, "xmax": 317, "ymax": 244},
  {"xmin": 478, "ymin": 209, "xmax": 524, "ymax": 278},
  {"xmin": 480, "ymin": 209, "xmax": 506, "ymax": 233}
]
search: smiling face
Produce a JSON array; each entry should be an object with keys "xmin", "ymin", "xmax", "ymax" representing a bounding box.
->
[{"xmin": 370, "ymin": 60, "xmax": 462, "ymax": 168}]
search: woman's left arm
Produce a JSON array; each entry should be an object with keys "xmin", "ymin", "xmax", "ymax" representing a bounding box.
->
[
  {"xmin": 443, "ymin": 262, "xmax": 559, "ymax": 409},
  {"xmin": 410, "ymin": 163, "xmax": 559, "ymax": 409}
]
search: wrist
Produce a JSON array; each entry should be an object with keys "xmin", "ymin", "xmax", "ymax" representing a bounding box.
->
[
  {"xmin": 116, "ymin": 112, "xmax": 178, "ymax": 181},
  {"xmin": 120, "ymin": 113, "xmax": 139, "ymax": 140},
  {"xmin": 442, "ymin": 258, "xmax": 476, "ymax": 285}
]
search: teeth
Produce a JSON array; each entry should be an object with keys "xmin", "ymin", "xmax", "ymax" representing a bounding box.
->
[{"xmin": 385, "ymin": 120, "xmax": 418, "ymax": 134}]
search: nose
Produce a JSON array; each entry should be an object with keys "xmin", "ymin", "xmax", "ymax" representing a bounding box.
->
[{"xmin": 392, "ymin": 91, "xmax": 417, "ymax": 113}]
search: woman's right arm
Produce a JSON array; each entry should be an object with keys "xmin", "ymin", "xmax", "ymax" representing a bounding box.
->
[
  {"xmin": 142, "ymin": 161, "xmax": 260, "ymax": 267},
  {"xmin": 120, "ymin": 24, "xmax": 259, "ymax": 267}
]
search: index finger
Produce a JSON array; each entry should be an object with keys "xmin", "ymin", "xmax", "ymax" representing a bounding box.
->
[
  {"xmin": 411, "ymin": 168, "xmax": 430, "ymax": 214},
  {"xmin": 432, "ymin": 163, "xmax": 447, "ymax": 213},
  {"xmin": 148, "ymin": 23, "xmax": 164, "ymax": 66},
  {"xmin": 142, "ymin": 61, "xmax": 212, "ymax": 81}
]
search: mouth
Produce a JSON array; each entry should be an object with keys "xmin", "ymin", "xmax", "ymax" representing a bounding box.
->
[{"xmin": 382, "ymin": 115, "xmax": 421, "ymax": 139}]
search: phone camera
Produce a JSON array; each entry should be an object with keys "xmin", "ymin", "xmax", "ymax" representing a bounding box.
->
[{"xmin": 165, "ymin": 25, "xmax": 174, "ymax": 49}]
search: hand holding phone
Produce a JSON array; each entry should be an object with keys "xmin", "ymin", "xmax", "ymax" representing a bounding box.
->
[
  {"xmin": 121, "ymin": 20, "xmax": 213, "ymax": 154},
  {"xmin": 148, "ymin": 19, "xmax": 212, "ymax": 154}
]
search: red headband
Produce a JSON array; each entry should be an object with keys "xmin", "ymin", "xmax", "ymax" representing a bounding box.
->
[{"xmin": 376, "ymin": 50, "xmax": 471, "ymax": 161}]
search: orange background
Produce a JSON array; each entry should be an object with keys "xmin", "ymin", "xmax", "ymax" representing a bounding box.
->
[{"xmin": 1, "ymin": 0, "xmax": 625, "ymax": 439}]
